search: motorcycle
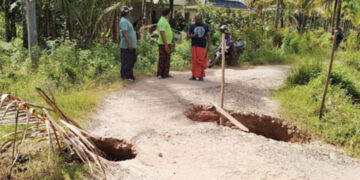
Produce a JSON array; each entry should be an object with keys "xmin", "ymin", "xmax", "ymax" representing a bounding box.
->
[{"xmin": 208, "ymin": 30, "xmax": 246, "ymax": 68}]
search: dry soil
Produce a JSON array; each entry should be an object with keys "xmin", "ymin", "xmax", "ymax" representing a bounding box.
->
[{"xmin": 90, "ymin": 65, "xmax": 360, "ymax": 180}]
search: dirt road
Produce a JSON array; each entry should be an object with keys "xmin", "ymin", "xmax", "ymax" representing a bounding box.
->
[{"xmin": 90, "ymin": 65, "xmax": 360, "ymax": 180}]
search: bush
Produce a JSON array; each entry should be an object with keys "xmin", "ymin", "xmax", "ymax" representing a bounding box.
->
[
  {"xmin": 0, "ymin": 15, "xmax": 4, "ymax": 40},
  {"xmin": 277, "ymin": 70, "xmax": 360, "ymax": 157},
  {"xmin": 243, "ymin": 27, "xmax": 266, "ymax": 50},
  {"xmin": 276, "ymin": 56, "xmax": 360, "ymax": 157},
  {"xmin": 281, "ymin": 29, "xmax": 307, "ymax": 54},
  {"xmin": 286, "ymin": 60, "xmax": 322, "ymax": 86},
  {"xmin": 171, "ymin": 40, "xmax": 191, "ymax": 70},
  {"xmin": 330, "ymin": 69, "xmax": 360, "ymax": 104},
  {"xmin": 241, "ymin": 48, "xmax": 287, "ymax": 65},
  {"xmin": 281, "ymin": 28, "xmax": 330, "ymax": 55},
  {"xmin": 346, "ymin": 30, "xmax": 360, "ymax": 51},
  {"xmin": 171, "ymin": 12, "xmax": 190, "ymax": 32},
  {"xmin": 135, "ymin": 32, "xmax": 158, "ymax": 72},
  {"xmin": 345, "ymin": 52, "xmax": 360, "ymax": 71}
]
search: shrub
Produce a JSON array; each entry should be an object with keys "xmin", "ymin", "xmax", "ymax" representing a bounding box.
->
[
  {"xmin": 346, "ymin": 30, "xmax": 360, "ymax": 51},
  {"xmin": 276, "ymin": 70, "xmax": 360, "ymax": 157},
  {"xmin": 171, "ymin": 40, "xmax": 191, "ymax": 70},
  {"xmin": 243, "ymin": 27, "xmax": 265, "ymax": 50},
  {"xmin": 0, "ymin": 15, "xmax": 4, "ymax": 40},
  {"xmin": 241, "ymin": 48, "xmax": 286, "ymax": 65},
  {"xmin": 286, "ymin": 61, "xmax": 322, "ymax": 86},
  {"xmin": 345, "ymin": 52, "xmax": 360, "ymax": 71},
  {"xmin": 330, "ymin": 70, "xmax": 360, "ymax": 104},
  {"xmin": 171, "ymin": 12, "xmax": 190, "ymax": 32},
  {"xmin": 281, "ymin": 28, "xmax": 328, "ymax": 54}
]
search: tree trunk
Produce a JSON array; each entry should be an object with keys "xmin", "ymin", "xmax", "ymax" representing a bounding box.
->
[
  {"xmin": 24, "ymin": 0, "xmax": 38, "ymax": 49},
  {"xmin": 10, "ymin": 2, "xmax": 17, "ymax": 40},
  {"xmin": 23, "ymin": 14, "xmax": 28, "ymax": 49},
  {"xmin": 141, "ymin": 0, "xmax": 146, "ymax": 25},
  {"xmin": 111, "ymin": 10, "xmax": 120, "ymax": 43},
  {"xmin": 297, "ymin": 15, "xmax": 303, "ymax": 32},
  {"xmin": 331, "ymin": 0, "xmax": 338, "ymax": 34},
  {"xmin": 45, "ymin": 3, "xmax": 57, "ymax": 39},
  {"xmin": 149, "ymin": 0, "xmax": 153, "ymax": 24},
  {"xmin": 66, "ymin": 16, "xmax": 73, "ymax": 39},
  {"xmin": 169, "ymin": 0, "xmax": 174, "ymax": 18},
  {"xmin": 335, "ymin": 0, "xmax": 342, "ymax": 30},
  {"xmin": 5, "ymin": 0, "xmax": 11, "ymax": 41},
  {"xmin": 302, "ymin": 15, "xmax": 308, "ymax": 32},
  {"xmin": 5, "ymin": 0, "xmax": 17, "ymax": 42},
  {"xmin": 274, "ymin": 0, "xmax": 281, "ymax": 28}
]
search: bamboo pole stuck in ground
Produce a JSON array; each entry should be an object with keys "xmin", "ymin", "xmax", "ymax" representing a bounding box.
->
[
  {"xmin": 220, "ymin": 33, "xmax": 226, "ymax": 108},
  {"xmin": 220, "ymin": 33, "xmax": 226, "ymax": 125},
  {"xmin": 319, "ymin": 0, "xmax": 342, "ymax": 119}
]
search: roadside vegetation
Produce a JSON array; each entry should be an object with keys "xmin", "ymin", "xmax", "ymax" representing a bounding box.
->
[
  {"xmin": 276, "ymin": 51, "xmax": 360, "ymax": 157},
  {"xmin": 0, "ymin": 21, "xmax": 190, "ymax": 180},
  {"xmin": 198, "ymin": 1, "xmax": 360, "ymax": 158},
  {"xmin": 1, "ymin": 0, "xmax": 360, "ymax": 179}
]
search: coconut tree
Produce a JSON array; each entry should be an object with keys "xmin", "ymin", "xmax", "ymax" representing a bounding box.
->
[
  {"xmin": 2, "ymin": 0, "xmax": 18, "ymax": 42},
  {"xmin": 274, "ymin": 0, "xmax": 282, "ymax": 28}
]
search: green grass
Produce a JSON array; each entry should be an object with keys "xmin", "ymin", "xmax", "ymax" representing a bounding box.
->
[
  {"xmin": 1, "ymin": 26, "xmax": 360, "ymax": 179},
  {"xmin": 275, "ymin": 51, "xmax": 360, "ymax": 157},
  {"xmin": 241, "ymin": 48, "xmax": 290, "ymax": 65},
  {"xmin": 0, "ymin": 36, "xmax": 192, "ymax": 179},
  {"xmin": 0, "ymin": 82, "xmax": 124, "ymax": 179}
]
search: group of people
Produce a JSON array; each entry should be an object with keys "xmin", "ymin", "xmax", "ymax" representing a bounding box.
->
[{"xmin": 119, "ymin": 6, "xmax": 211, "ymax": 82}]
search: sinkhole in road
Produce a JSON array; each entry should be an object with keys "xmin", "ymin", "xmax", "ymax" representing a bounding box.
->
[
  {"xmin": 90, "ymin": 137, "xmax": 137, "ymax": 161},
  {"xmin": 184, "ymin": 104, "xmax": 311, "ymax": 143}
]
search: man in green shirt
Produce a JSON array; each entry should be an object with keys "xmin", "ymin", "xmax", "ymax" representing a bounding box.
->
[
  {"xmin": 157, "ymin": 8, "xmax": 173, "ymax": 79},
  {"xmin": 120, "ymin": 6, "xmax": 137, "ymax": 81}
]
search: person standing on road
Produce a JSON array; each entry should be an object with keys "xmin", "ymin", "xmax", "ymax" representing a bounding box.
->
[
  {"xmin": 120, "ymin": 6, "xmax": 137, "ymax": 81},
  {"xmin": 187, "ymin": 13, "xmax": 211, "ymax": 81},
  {"xmin": 157, "ymin": 8, "xmax": 173, "ymax": 79}
]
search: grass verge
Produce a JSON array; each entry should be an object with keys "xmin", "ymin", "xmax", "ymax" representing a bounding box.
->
[{"xmin": 275, "ymin": 51, "xmax": 360, "ymax": 158}]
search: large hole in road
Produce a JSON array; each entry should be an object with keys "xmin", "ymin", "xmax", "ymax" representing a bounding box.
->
[
  {"xmin": 184, "ymin": 104, "xmax": 311, "ymax": 143},
  {"xmin": 90, "ymin": 137, "xmax": 137, "ymax": 161}
]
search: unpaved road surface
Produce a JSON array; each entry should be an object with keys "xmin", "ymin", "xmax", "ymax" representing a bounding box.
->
[{"xmin": 90, "ymin": 65, "xmax": 360, "ymax": 180}]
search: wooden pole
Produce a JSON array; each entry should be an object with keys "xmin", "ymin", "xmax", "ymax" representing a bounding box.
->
[
  {"xmin": 220, "ymin": 33, "xmax": 226, "ymax": 125},
  {"xmin": 319, "ymin": 31, "xmax": 337, "ymax": 119},
  {"xmin": 319, "ymin": 0, "xmax": 342, "ymax": 119},
  {"xmin": 220, "ymin": 33, "xmax": 226, "ymax": 108}
]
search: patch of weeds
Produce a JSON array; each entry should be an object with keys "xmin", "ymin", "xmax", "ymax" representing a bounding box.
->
[
  {"xmin": 286, "ymin": 61, "xmax": 322, "ymax": 86},
  {"xmin": 330, "ymin": 70, "xmax": 360, "ymax": 104}
]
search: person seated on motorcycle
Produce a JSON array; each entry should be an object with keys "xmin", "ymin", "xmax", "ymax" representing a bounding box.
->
[
  {"xmin": 225, "ymin": 29, "xmax": 232, "ymax": 48},
  {"xmin": 220, "ymin": 25, "xmax": 232, "ymax": 52}
]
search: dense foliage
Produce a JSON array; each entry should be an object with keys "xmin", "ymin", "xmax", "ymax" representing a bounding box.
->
[{"xmin": 1, "ymin": 0, "xmax": 360, "ymax": 178}]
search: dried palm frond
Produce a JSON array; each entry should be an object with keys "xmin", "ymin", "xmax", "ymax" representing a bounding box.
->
[{"xmin": 0, "ymin": 88, "xmax": 112, "ymax": 179}]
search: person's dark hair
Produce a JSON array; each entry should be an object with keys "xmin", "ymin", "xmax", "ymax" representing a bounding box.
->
[
  {"xmin": 121, "ymin": 11, "xmax": 128, "ymax": 17},
  {"xmin": 162, "ymin": 8, "xmax": 171, "ymax": 16},
  {"xmin": 337, "ymin": 27, "xmax": 342, "ymax": 31}
]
